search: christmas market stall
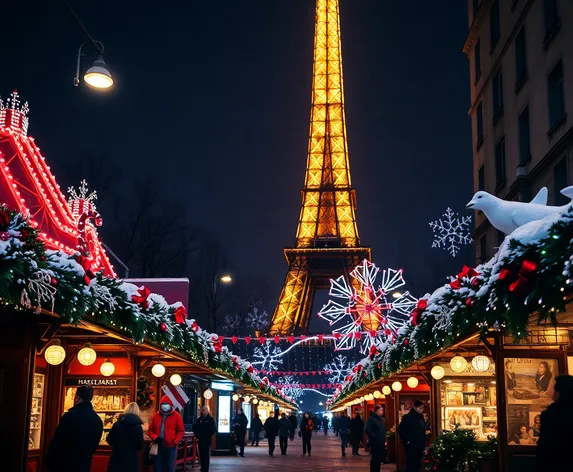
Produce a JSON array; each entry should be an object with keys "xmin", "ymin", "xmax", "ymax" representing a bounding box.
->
[
  {"xmin": 0, "ymin": 91, "xmax": 295, "ymax": 472},
  {"xmin": 329, "ymin": 191, "xmax": 573, "ymax": 472}
]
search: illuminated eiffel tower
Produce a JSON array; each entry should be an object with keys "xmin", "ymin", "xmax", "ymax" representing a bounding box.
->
[{"xmin": 269, "ymin": 0, "xmax": 370, "ymax": 335}]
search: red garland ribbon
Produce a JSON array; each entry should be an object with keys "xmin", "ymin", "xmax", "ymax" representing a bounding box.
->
[
  {"xmin": 410, "ymin": 299, "xmax": 428, "ymax": 326},
  {"xmin": 450, "ymin": 265, "xmax": 480, "ymax": 290},
  {"xmin": 499, "ymin": 259, "xmax": 538, "ymax": 295},
  {"xmin": 131, "ymin": 286, "xmax": 151, "ymax": 310},
  {"xmin": 173, "ymin": 305, "xmax": 187, "ymax": 324},
  {"xmin": 191, "ymin": 322, "xmax": 199, "ymax": 332},
  {"xmin": 76, "ymin": 254, "xmax": 95, "ymax": 285}
]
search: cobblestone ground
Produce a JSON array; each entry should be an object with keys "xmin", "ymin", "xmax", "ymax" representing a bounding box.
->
[{"xmin": 207, "ymin": 433, "xmax": 396, "ymax": 471}]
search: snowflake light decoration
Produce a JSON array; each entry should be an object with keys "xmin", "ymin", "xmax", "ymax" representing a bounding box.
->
[
  {"xmin": 324, "ymin": 354, "xmax": 351, "ymax": 384},
  {"xmin": 429, "ymin": 208, "xmax": 473, "ymax": 257},
  {"xmin": 251, "ymin": 341, "xmax": 283, "ymax": 371},
  {"xmin": 318, "ymin": 259, "xmax": 417, "ymax": 354},
  {"xmin": 223, "ymin": 313, "xmax": 242, "ymax": 333},
  {"xmin": 276, "ymin": 375, "xmax": 303, "ymax": 400},
  {"xmin": 245, "ymin": 307, "xmax": 269, "ymax": 330}
]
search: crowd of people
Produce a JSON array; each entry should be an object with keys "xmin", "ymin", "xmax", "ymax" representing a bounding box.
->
[{"xmin": 43, "ymin": 374, "xmax": 573, "ymax": 472}]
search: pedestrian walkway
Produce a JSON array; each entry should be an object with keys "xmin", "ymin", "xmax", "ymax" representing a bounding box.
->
[{"xmin": 208, "ymin": 433, "xmax": 396, "ymax": 471}]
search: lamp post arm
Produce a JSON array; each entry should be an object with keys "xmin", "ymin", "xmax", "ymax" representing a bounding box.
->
[
  {"xmin": 59, "ymin": 0, "xmax": 104, "ymax": 54},
  {"xmin": 74, "ymin": 40, "xmax": 106, "ymax": 86}
]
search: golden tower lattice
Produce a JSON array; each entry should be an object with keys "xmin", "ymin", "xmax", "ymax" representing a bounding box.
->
[{"xmin": 269, "ymin": 0, "xmax": 371, "ymax": 335}]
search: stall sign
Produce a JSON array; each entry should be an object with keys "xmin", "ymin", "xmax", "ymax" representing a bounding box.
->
[
  {"xmin": 64, "ymin": 378, "xmax": 132, "ymax": 387},
  {"xmin": 210, "ymin": 381, "xmax": 234, "ymax": 391}
]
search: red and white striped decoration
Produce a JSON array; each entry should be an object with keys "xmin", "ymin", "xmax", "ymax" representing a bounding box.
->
[
  {"xmin": 161, "ymin": 383, "xmax": 190, "ymax": 411},
  {"xmin": 77, "ymin": 209, "xmax": 102, "ymax": 255}
]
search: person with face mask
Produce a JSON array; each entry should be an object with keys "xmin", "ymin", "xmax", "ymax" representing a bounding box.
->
[
  {"xmin": 264, "ymin": 411, "xmax": 279, "ymax": 456},
  {"xmin": 193, "ymin": 406, "xmax": 217, "ymax": 472},
  {"xmin": 46, "ymin": 385, "xmax": 103, "ymax": 472},
  {"xmin": 398, "ymin": 400, "xmax": 426, "ymax": 472},
  {"xmin": 148, "ymin": 396, "xmax": 185, "ymax": 472}
]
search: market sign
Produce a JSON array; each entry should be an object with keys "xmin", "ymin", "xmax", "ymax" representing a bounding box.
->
[
  {"xmin": 503, "ymin": 327, "xmax": 569, "ymax": 347},
  {"xmin": 211, "ymin": 381, "xmax": 234, "ymax": 391},
  {"xmin": 64, "ymin": 378, "xmax": 132, "ymax": 387}
]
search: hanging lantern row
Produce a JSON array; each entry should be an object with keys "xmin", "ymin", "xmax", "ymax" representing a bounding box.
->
[{"xmin": 430, "ymin": 354, "xmax": 492, "ymax": 380}]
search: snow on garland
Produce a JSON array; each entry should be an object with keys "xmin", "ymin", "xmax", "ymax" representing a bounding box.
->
[
  {"xmin": 329, "ymin": 205, "xmax": 573, "ymax": 407},
  {"xmin": 0, "ymin": 206, "xmax": 295, "ymax": 407}
]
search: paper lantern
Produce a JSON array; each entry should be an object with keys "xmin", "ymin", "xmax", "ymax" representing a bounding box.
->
[
  {"xmin": 232, "ymin": 394, "xmax": 240, "ymax": 401},
  {"xmin": 365, "ymin": 393, "xmax": 373, "ymax": 401},
  {"xmin": 151, "ymin": 363, "xmax": 166, "ymax": 377},
  {"xmin": 382, "ymin": 385, "xmax": 391, "ymax": 395},
  {"xmin": 431, "ymin": 365, "xmax": 445, "ymax": 380},
  {"xmin": 170, "ymin": 374, "xmax": 182, "ymax": 386},
  {"xmin": 203, "ymin": 389, "xmax": 213, "ymax": 400},
  {"xmin": 450, "ymin": 355, "xmax": 468, "ymax": 373},
  {"xmin": 407, "ymin": 376, "xmax": 419, "ymax": 388},
  {"xmin": 252, "ymin": 398, "xmax": 259, "ymax": 405},
  {"xmin": 100, "ymin": 359, "xmax": 115, "ymax": 377},
  {"xmin": 77, "ymin": 343, "xmax": 97, "ymax": 366},
  {"xmin": 471, "ymin": 355, "xmax": 491, "ymax": 373},
  {"xmin": 44, "ymin": 340, "xmax": 66, "ymax": 366},
  {"xmin": 391, "ymin": 381, "xmax": 402, "ymax": 392},
  {"xmin": 373, "ymin": 390, "xmax": 382, "ymax": 399}
]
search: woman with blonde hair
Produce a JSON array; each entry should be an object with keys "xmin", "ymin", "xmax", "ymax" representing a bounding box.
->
[{"xmin": 106, "ymin": 402, "xmax": 144, "ymax": 472}]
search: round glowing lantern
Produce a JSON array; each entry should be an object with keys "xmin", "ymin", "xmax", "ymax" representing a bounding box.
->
[
  {"xmin": 373, "ymin": 390, "xmax": 382, "ymax": 399},
  {"xmin": 431, "ymin": 365, "xmax": 445, "ymax": 380},
  {"xmin": 169, "ymin": 374, "xmax": 182, "ymax": 386},
  {"xmin": 252, "ymin": 398, "xmax": 259, "ymax": 405},
  {"xmin": 100, "ymin": 359, "xmax": 115, "ymax": 377},
  {"xmin": 232, "ymin": 394, "xmax": 240, "ymax": 401},
  {"xmin": 151, "ymin": 363, "xmax": 166, "ymax": 377},
  {"xmin": 44, "ymin": 340, "xmax": 66, "ymax": 366},
  {"xmin": 77, "ymin": 343, "xmax": 97, "ymax": 366},
  {"xmin": 450, "ymin": 355, "xmax": 468, "ymax": 373},
  {"xmin": 471, "ymin": 355, "xmax": 491, "ymax": 373},
  {"xmin": 203, "ymin": 389, "xmax": 213, "ymax": 400},
  {"xmin": 382, "ymin": 385, "xmax": 391, "ymax": 395},
  {"xmin": 407, "ymin": 377, "xmax": 419, "ymax": 388},
  {"xmin": 391, "ymin": 381, "xmax": 403, "ymax": 392}
]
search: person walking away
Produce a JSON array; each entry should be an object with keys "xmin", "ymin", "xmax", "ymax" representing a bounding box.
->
[
  {"xmin": 300, "ymin": 412, "xmax": 314, "ymax": 456},
  {"xmin": 264, "ymin": 411, "xmax": 279, "ymax": 456},
  {"xmin": 148, "ymin": 396, "xmax": 185, "ymax": 472},
  {"xmin": 350, "ymin": 411, "xmax": 365, "ymax": 456},
  {"xmin": 193, "ymin": 406, "xmax": 217, "ymax": 472},
  {"xmin": 46, "ymin": 385, "xmax": 103, "ymax": 472},
  {"xmin": 288, "ymin": 412, "xmax": 298, "ymax": 440},
  {"xmin": 322, "ymin": 415, "xmax": 329, "ymax": 435},
  {"xmin": 251, "ymin": 414, "xmax": 263, "ymax": 446},
  {"xmin": 232, "ymin": 408, "xmax": 249, "ymax": 456},
  {"xmin": 333, "ymin": 413, "xmax": 339, "ymax": 436},
  {"xmin": 398, "ymin": 400, "xmax": 426, "ymax": 472},
  {"xmin": 365, "ymin": 405, "xmax": 386, "ymax": 472},
  {"xmin": 105, "ymin": 402, "xmax": 144, "ymax": 472},
  {"xmin": 338, "ymin": 411, "xmax": 351, "ymax": 456},
  {"xmin": 278, "ymin": 413, "xmax": 293, "ymax": 455},
  {"xmin": 536, "ymin": 375, "xmax": 573, "ymax": 471}
]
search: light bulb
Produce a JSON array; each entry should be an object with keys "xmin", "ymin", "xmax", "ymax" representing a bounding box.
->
[
  {"xmin": 382, "ymin": 386, "xmax": 391, "ymax": 395},
  {"xmin": 431, "ymin": 365, "xmax": 446, "ymax": 380},
  {"xmin": 203, "ymin": 389, "xmax": 213, "ymax": 400},
  {"xmin": 407, "ymin": 377, "xmax": 419, "ymax": 388},
  {"xmin": 151, "ymin": 363, "xmax": 166, "ymax": 377},
  {"xmin": 170, "ymin": 374, "xmax": 182, "ymax": 386},
  {"xmin": 392, "ymin": 381, "xmax": 402, "ymax": 392}
]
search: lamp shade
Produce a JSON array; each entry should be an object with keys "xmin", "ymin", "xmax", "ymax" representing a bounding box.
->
[
  {"xmin": 84, "ymin": 55, "xmax": 113, "ymax": 89},
  {"xmin": 431, "ymin": 365, "xmax": 446, "ymax": 379},
  {"xmin": 407, "ymin": 377, "xmax": 419, "ymax": 388},
  {"xmin": 77, "ymin": 344, "xmax": 97, "ymax": 366},
  {"xmin": 391, "ymin": 381, "xmax": 403, "ymax": 392},
  {"xmin": 382, "ymin": 385, "xmax": 391, "ymax": 395},
  {"xmin": 373, "ymin": 390, "xmax": 382, "ymax": 399},
  {"xmin": 100, "ymin": 359, "xmax": 115, "ymax": 377},
  {"xmin": 44, "ymin": 340, "xmax": 66, "ymax": 366},
  {"xmin": 151, "ymin": 363, "xmax": 166, "ymax": 377},
  {"xmin": 450, "ymin": 355, "xmax": 468, "ymax": 373},
  {"xmin": 169, "ymin": 374, "xmax": 182, "ymax": 386},
  {"xmin": 471, "ymin": 355, "xmax": 491, "ymax": 373}
]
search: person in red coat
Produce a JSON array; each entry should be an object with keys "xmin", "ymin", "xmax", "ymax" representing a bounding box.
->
[{"xmin": 148, "ymin": 396, "xmax": 185, "ymax": 472}]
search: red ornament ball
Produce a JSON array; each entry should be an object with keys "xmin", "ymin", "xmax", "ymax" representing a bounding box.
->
[
  {"xmin": 159, "ymin": 322, "xmax": 168, "ymax": 332},
  {"xmin": 50, "ymin": 277, "xmax": 58, "ymax": 286}
]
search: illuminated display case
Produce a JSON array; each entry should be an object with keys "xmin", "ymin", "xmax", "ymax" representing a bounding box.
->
[
  {"xmin": 29, "ymin": 372, "xmax": 45, "ymax": 450},
  {"xmin": 439, "ymin": 379, "xmax": 497, "ymax": 439}
]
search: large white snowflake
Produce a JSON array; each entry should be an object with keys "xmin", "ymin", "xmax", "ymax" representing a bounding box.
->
[
  {"xmin": 276, "ymin": 375, "xmax": 303, "ymax": 400},
  {"xmin": 245, "ymin": 307, "xmax": 269, "ymax": 330},
  {"xmin": 318, "ymin": 259, "xmax": 418, "ymax": 354},
  {"xmin": 250, "ymin": 341, "xmax": 283, "ymax": 371},
  {"xmin": 223, "ymin": 313, "xmax": 241, "ymax": 333},
  {"xmin": 323, "ymin": 354, "xmax": 351, "ymax": 384},
  {"xmin": 429, "ymin": 208, "xmax": 473, "ymax": 257}
]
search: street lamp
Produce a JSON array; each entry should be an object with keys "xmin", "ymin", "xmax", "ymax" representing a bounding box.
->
[
  {"xmin": 220, "ymin": 274, "xmax": 233, "ymax": 284},
  {"xmin": 75, "ymin": 41, "xmax": 113, "ymax": 89}
]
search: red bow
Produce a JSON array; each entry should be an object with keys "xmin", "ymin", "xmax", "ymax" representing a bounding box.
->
[
  {"xmin": 212, "ymin": 339, "xmax": 223, "ymax": 353},
  {"xmin": 247, "ymin": 365, "xmax": 254, "ymax": 373},
  {"xmin": 173, "ymin": 305, "xmax": 187, "ymax": 324},
  {"xmin": 76, "ymin": 254, "xmax": 95, "ymax": 285},
  {"xmin": 499, "ymin": 259, "xmax": 538, "ymax": 295},
  {"xmin": 131, "ymin": 286, "xmax": 151, "ymax": 310},
  {"xmin": 450, "ymin": 265, "xmax": 480, "ymax": 290},
  {"xmin": 191, "ymin": 322, "xmax": 199, "ymax": 332},
  {"xmin": 369, "ymin": 345, "xmax": 379, "ymax": 359},
  {"xmin": 410, "ymin": 299, "xmax": 427, "ymax": 326}
]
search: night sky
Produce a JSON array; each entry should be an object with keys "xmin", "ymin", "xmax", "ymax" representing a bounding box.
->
[{"xmin": 2, "ymin": 1, "xmax": 473, "ymax": 330}]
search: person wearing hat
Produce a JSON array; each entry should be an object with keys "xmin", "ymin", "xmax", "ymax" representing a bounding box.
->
[{"xmin": 536, "ymin": 374, "xmax": 573, "ymax": 471}]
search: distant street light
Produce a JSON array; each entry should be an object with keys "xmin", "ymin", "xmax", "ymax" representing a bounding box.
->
[
  {"xmin": 392, "ymin": 291, "xmax": 402, "ymax": 299},
  {"xmin": 220, "ymin": 274, "xmax": 233, "ymax": 284},
  {"xmin": 319, "ymin": 401, "xmax": 323, "ymax": 406},
  {"xmin": 75, "ymin": 42, "xmax": 113, "ymax": 89}
]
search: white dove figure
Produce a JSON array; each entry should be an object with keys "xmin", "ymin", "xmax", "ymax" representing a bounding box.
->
[{"xmin": 466, "ymin": 186, "xmax": 573, "ymax": 235}]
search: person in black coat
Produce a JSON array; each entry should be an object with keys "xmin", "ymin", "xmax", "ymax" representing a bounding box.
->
[
  {"xmin": 537, "ymin": 375, "xmax": 573, "ymax": 471},
  {"xmin": 264, "ymin": 412, "xmax": 279, "ymax": 456},
  {"xmin": 350, "ymin": 411, "xmax": 365, "ymax": 456},
  {"xmin": 46, "ymin": 385, "xmax": 104, "ymax": 472},
  {"xmin": 193, "ymin": 406, "xmax": 217, "ymax": 472},
  {"xmin": 322, "ymin": 415, "xmax": 329, "ymax": 435},
  {"xmin": 250, "ymin": 414, "xmax": 263, "ymax": 446},
  {"xmin": 232, "ymin": 408, "xmax": 249, "ymax": 456},
  {"xmin": 365, "ymin": 406, "xmax": 386, "ymax": 472},
  {"xmin": 278, "ymin": 413, "xmax": 294, "ymax": 455},
  {"xmin": 338, "ymin": 411, "xmax": 351, "ymax": 456},
  {"xmin": 398, "ymin": 400, "xmax": 426, "ymax": 472},
  {"xmin": 105, "ymin": 402, "xmax": 144, "ymax": 472},
  {"xmin": 300, "ymin": 412, "xmax": 314, "ymax": 456},
  {"xmin": 288, "ymin": 413, "xmax": 298, "ymax": 440}
]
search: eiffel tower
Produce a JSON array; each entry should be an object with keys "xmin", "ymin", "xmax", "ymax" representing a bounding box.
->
[{"xmin": 269, "ymin": 0, "xmax": 370, "ymax": 335}]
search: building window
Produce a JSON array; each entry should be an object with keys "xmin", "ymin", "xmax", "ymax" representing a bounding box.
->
[
  {"xmin": 548, "ymin": 59, "xmax": 565, "ymax": 130},
  {"xmin": 554, "ymin": 157, "xmax": 568, "ymax": 205},
  {"xmin": 495, "ymin": 138, "xmax": 506, "ymax": 188},
  {"xmin": 518, "ymin": 106, "xmax": 531, "ymax": 163},
  {"xmin": 480, "ymin": 235, "xmax": 487, "ymax": 263},
  {"xmin": 476, "ymin": 102, "xmax": 484, "ymax": 146},
  {"xmin": 474, "ymin": 39, "xmax": 481, "ymax": 82},
  {"xmin": 493, "ymin": 70, "xmax": 504, "ymax": 119},
  {"xmin": 490, "ymin": 0, "xmax": 500, "ymax": 50},
  {"xmin": 478, "ymin": 165, "xmax": 485, "ymax": 191},
  {"xmin": 515, "ymin": 27, "xmax": 527, "ymax": 87},
  {"xmin": 543, "ymin": 0, "xmax": 560, "ymax": 41}
]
